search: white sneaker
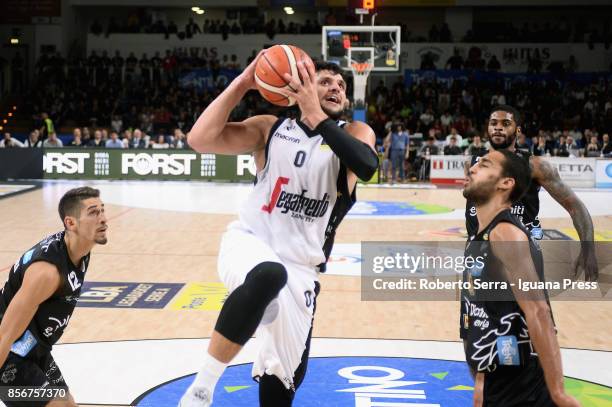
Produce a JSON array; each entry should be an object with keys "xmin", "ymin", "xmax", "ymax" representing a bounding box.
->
[{"xmin": 178, "ymin": 386, "xmax": 212, "ymax": 407}]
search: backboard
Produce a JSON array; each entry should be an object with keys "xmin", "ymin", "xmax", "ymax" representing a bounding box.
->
[{"xmin": 322, "ymin": 26, "xmax": 401, "ymax": 72}]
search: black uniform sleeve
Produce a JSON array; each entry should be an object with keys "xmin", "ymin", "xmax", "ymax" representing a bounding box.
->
[{"xmin": 315, "ymin": 119, "xmax": 378, "ymax": 181}]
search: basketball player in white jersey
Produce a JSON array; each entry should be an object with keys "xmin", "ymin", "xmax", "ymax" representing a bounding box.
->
[{"xmin": 179, "ymin": 50, "xmax": 377, "ymax": 406}]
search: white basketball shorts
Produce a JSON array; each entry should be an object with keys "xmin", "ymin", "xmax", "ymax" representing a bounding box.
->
[{"xmin": 218, "ymin": 221, "xmax": 319, "ymax": 390}]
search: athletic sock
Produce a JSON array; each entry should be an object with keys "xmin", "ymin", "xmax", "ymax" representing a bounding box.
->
[{"xmin": 189, "ymin": 352, "xmax": 228, "ymax": 394}]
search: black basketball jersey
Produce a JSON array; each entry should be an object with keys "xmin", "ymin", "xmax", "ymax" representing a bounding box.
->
[
  {"xmin": 0, "ymin": 231, "xmax": 89, "ymax": 355},
  {"xmin": 460, "ymin": 210, "xmax": 550, "ymax": 373},
  {"xmin": 465, "ymin": 150, "xmax": 542, "ymax": 239}
]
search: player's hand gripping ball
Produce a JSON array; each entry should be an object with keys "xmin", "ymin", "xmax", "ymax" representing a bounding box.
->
[{"xmin": 255, "ymin": 45, "xmax": 314, "ymax": 107}]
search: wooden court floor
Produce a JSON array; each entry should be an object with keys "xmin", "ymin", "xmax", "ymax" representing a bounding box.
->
[{"xmin": 0, "ymin": 182, "xmax": 610, "ymax": 355}]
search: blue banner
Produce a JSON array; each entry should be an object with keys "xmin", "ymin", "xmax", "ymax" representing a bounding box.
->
[
  {"xmin": 404, "ymin": 70, "xmax": 612, "ymax": 88},
  {"xmin": 179, "ymin": 69, "xmax": 241, "ymax": 91}
]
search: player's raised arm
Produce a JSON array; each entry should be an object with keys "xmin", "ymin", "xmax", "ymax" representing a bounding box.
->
[
  {"xmin": 279, "ymin": 59, "xmax": 378, "ymax": 181},
  {"xmin": 490, "ymin": 223, "xmax": 579, "ymax": 407},
  {"xmin": 0, "ymin": 262, "xmax": 61, "ymax": 366},
  {"xmin": 187, "ymin": 50, "xmax": 277, "ymax": 155},
  {"xmin": 531, "ymin": 156, "xmax": 598, "ymax": 281}
]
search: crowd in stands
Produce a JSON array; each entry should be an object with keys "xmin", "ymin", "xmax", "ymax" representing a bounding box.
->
[
  {"xmin": 90, "ymin": 12, "xmax": 322, "ymax": 40},
  {"xmin": 23, "ymin": 48, "xmax": 259, "ymax": 141},
  {"xmin": 1, "ymin": 126, "xmax": 189, "ymax": 150},
  {"xmin": 90, "ymin": 7, "xmax": 611, "ymax": 45},
  {"xmin": 466, "ymin": 19, "xmax": 611, "ymax": 45},
  {"xmin": 7, "ymin": 40, "xmax": 611, "ymax": 184},
  {"xmin": 370, "ymin": 76, "xmax": 612, "ymax": 182}
]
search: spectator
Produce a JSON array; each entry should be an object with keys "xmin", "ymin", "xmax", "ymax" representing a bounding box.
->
[
  {"xmin": 445, "ymin": 49, "xmax": 464, "ymax": 70},
  {"xmin": 172, "ymin": 129, "xmax": 187, "ymax": 148},
  {"xmin": 89, "ymin": 130, "xmax": 105, "ymax": 148},
  {"xmin": 68, "ymin": 128, "xmax": 84, "ymax": 147},
  {"xmin": 440, "ymin": 110, "xmax": 453, "ymax": 134},
  {"xmin": 419, "ymin": 108, "xmax": 435, "ymax": 128},
  {"xmin": 130, "ymin": 129, "xmax": 147, "ymax": 149},
  {"xmin": 150, "ymin": 134, "xmax": 170, "ymax": 149},
  {"xmin": 446, "ymin": 127, "xmax": 463, "ymax": 145},
  {"xmin": 491, "ymin": 91, "xmax": 506, "ymax": 107},
  {"xmin": 40, "ymin": 112, "xmax": 55, "ymax": 140},
  {"xmin": 23, "ymin": 130, "xmax": 42, "ymax": 148},
  {"xmin": 43, "ymin": 132, "xmax": 63, "ymax": 148},
  {"xmin": 417, "ymin": 137, "xmax": 440, "ymax": 180},
  {"xmin": 388, "ymin": 124, "xmax": 409, "ymax": 183},
  {"xmin": 585, "ymin": 136, "xmax": 600, "ymax": 157},
  {"xmin": 601, "ymin": 133, "xmax": 611, "ymax": 156},
  {"xmin": 466, "ymin": 134, "xmax": 488, "ymax": 157},
  {"xmin": 111, "ymin": 115, "xmax": 123, "ymax": 134},
  {"xmin": 0, "ymin": 132, "xmax": 24, "ymax": 148},
  {"xmin": 487, "ymin": 55, "xmax": 501, "ymax": 72},
  {"xmin": 444, "ymin": 136, "xmax": 462, "ymax": 155},
  {"xmin": 112, "ymin": 51, "xmax": 124, "ymax": 83},
  {"xmin": 82, "ymin": 127, "xmax": 92, "ymax": 145},
  {"xmin": 516, "ymin": 133, "xmax": 531, "ymax": 153},
  {"xmin": 105, "ymin": 131, "xmax": 124, "ymax": 148},
  {"xmin": 556, "ymin": 135, "xmax": 571, "ymax": 157},
  {"xmin": 533, "ymin": 136, "xmax": 550, "ymax": 156}
]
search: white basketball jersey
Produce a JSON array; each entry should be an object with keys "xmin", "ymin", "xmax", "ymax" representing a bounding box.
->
[{"xmin": 239, "ymin": 118, "xmax": 354, "ymax": 268}]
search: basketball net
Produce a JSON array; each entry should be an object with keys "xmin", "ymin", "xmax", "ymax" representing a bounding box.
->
[{"xmin": 350, "ymin": 62, "xmax": 373, "ymax": 110}]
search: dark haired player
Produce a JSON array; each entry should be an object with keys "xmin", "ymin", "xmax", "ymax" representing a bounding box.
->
[
  {"xmin": 465, "ymin": 105, "xmax": 597, "ymax": 281},
  {"xmin": 462, "ymin": 150, "xmax": 579, "ymax": 407},
  {"xmin": 0, "ymin": 187, "xmax": 107, "ymax": 406},
  {"xmin": 180, "ymin": 50, "xmax": 377, "ymax": 406}
]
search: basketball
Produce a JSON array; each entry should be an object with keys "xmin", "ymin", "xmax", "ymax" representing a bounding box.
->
[{"xmin": 255, "ymin": 44, "xmax": 313, "ymax": 107}]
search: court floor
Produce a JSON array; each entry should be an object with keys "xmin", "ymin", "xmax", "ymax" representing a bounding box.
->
[{"xmin": 0, "ymin": 180, "xmax": 610, "ymax": 406}]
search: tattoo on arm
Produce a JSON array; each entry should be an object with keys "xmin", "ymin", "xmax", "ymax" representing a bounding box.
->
[{"xmin": 534, "ymin": 158, "xmax": 594, "ymax": 243}]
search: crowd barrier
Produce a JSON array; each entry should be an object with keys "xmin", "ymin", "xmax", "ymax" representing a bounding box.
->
[{"xmin": 429, "ymin": 155, "xmax": 612, "ymax": 188}]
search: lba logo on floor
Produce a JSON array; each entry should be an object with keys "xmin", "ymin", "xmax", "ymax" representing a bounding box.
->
[{"xmin": 135, "ymin": 357, "xmax": 474, "ymax": 406}]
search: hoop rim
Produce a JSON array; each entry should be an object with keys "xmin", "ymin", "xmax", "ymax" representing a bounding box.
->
[{"xmin": 350, "ymin": 62, "xmax": 373, "ymax": 75}]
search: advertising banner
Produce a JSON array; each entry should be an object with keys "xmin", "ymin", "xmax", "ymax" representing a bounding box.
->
[
  {"xmin": 39, "ymin": 149, "xmax": 379, "ymax": 183},
  {"xmin": 545, "ymin": 157, "xmax": 596, "ymax": 188},
  {"xmin": 429, "ymin": 155, "xmax": 467, "ymax": 185},
  {"xmin": 595, "ymin": 159, "xmax": 612, "ymax": 188}
]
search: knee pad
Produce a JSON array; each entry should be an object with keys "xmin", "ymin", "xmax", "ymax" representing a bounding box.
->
[
  {"xmin": 215, "ymin": 262, "xmax": 287, "ymax": 345},
  {"xmin": 243, "ymin": 262, "xmax": 287, "ymax": 302}
]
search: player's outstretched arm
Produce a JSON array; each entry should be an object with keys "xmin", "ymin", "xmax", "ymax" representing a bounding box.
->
[
  {"xmin": 187, "ymin": 50, "xmax": 276, "ymax": 155},
  {"xmin": 0, "ymin": 262, "xmax": 61, "ymax": 366},
  {"xmin": 531, "ymin": 156, "xmax": 598, "ymax": 281},
  {"xmin": 490, "ymin": 224, "xmax": 579, "ymax": 407}
]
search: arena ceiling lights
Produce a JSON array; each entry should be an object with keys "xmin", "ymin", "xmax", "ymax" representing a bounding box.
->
[
  {"xmin": 284, "ymin": 6, "xmax": 295, "ymax": 15},
  {"xmin": 191, "ymin": 6, "xmax": 205, "ymax": 15}
]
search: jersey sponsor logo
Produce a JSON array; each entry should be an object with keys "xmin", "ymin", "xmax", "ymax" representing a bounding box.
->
[
  {"xmin": 22, "ymin": 249, "xmax": 35, "ymax": 265},
  {"xmin": 261, "ymin": 177, "xmax": 331, "ymax": 221},
  {"xmin": 67, "ymin": 271, "xmax": 82, "ymax": 292},
  {"xmin": 510, "ymin": 205, "xmax": 525, "ymax": 215},
  {"xmin": 10, "ymin": 329, "xmax": 38, "ymax": 357},
  {"xmin": 274, "ymin": 132, "xmax": 301, "ymax": 144},
  {"xmin": 43, "ymin": 315, "xmax": 71, "ymax": 338}
]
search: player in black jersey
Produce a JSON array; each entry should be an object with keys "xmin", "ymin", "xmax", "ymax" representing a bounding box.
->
[
  {"xmin": 0, "ymin": 187, "xmax": 107, "ymax": 407},
  {"xmin": 465, "ymin": 105, "xmax": 598, "ymax": 281},
  {"xmin": 462, "ymin": 150, "xmax": 579, "ymax": 407}
]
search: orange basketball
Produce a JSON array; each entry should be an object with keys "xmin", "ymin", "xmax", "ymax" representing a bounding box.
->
[{"xmin": 255, "ymin": 45, "xmax": 313, "ymax": 107}]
